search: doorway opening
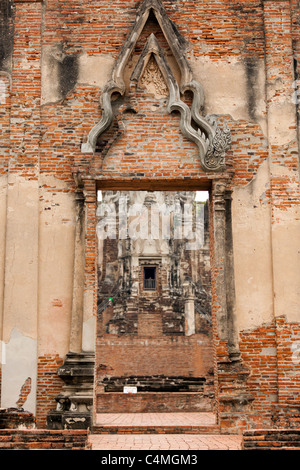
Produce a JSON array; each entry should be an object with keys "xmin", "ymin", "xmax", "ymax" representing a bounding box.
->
[
  {"xmin": 95, "ymin": 189, "xmax": 215, "ymax": 416},
  {"xmin": 143, "ymin": 267, "xmax": 157, "ymax": 291}
]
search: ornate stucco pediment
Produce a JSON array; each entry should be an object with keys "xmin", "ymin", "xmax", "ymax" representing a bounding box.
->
[{"xmin": 81, "ymin": 0, "xmax": 231, "ymax": 172}]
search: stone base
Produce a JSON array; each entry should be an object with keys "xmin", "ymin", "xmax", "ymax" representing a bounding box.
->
[
  {"xmin": 46, "ymin": 351, "xmax": 94, "ymax": 431},
  {"xmin": 47, "ymin": 410, "xmax": 92, "ymax": 430},
  {"xmin": 96, "ymin": 392, "xmax": 213, "ymax": 413}
]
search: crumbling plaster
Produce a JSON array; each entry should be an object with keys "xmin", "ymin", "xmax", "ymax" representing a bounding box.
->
[
  {"xmin": 41, "ymin": 47, "xmax": 115, "ymax": 105},
  {"xmin": 1, "ymin": 328, "xmax": 37, "ymax": 414},
  {"xmin": 2, "ymin": 175, "xmax": 39, "ymax": 344},
  {"xmin": 38, "ymin": 175, "xmax": 76, "ymax": 356},
  {"xmin": 271, "ymin": 206, "xmax": 300, "ymax": 324}
]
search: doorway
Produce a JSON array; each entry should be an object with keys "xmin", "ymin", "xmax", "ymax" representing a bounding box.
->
[{"xmin": 95, "ymin": 189, "xmax": 216, "ymax": 416}]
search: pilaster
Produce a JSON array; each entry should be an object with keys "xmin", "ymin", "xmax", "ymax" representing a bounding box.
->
[
  {"xmin": 69, "ymin": 179, "xmax": 86, "ymax": 354},
  {"xmin": 263, "ymin": 0, "xmax": 300, "ymax": 405},
  {"xmin": 1, "ymin": 0, "xmax": 42, "ymax": 414}
]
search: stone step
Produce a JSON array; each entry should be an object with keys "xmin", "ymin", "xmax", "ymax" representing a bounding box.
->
[
  {"xmin": 93, "ymin": 412, "xmax": 219, "ymax": 435},
  {"xmin": 100, "ymin": 375, "xmax": 207, "ymax": 392},
  {"xmin": 0, "ymin": 429, "xmax": 88, "ymax": 450},
  {"xmin": 91, "ymin": 424, "xmax": 220, "ymax": 435}
]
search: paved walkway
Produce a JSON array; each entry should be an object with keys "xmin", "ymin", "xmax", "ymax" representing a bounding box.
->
[
  {"xmin": 89, "ymin": 413, "xmax": 243, "ymax": 450},
  {"xmin": 89, "ymin": 433, "xmax": 242, "ymax": 450}
]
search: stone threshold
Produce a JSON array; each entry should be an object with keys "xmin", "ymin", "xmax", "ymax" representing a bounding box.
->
[{"xmin": 92, "ymin": 412, "xmax": 220, "ymax": 435}]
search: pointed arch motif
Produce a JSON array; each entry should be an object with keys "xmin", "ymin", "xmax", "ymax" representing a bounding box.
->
[{"xmin": 81, "ymin": 0, "xmax": 231, "ymax": 172}]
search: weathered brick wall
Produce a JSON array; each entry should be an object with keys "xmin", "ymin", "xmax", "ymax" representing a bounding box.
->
[
  {"xmin": 262, "ymin": 0, "xmax": 300, "ymax": 428},
  {"xmin": 0, "ymin": 74, "xmax": 10, "ymax": 177},
  {"xmin": 9, "ymin": 0, "xmax": 41, "ymax": 179},
  {"xmin": 0, "ymin": 0, "xmax": 14, "ymax": 74},
  {"xmin": 36, "ymin": 355, "xmax": 64, "ymax": 429},
  {"xmin": 243, "ymin": 429, "xmax": 300, "ymax": 450},
  {"xmin": 0, "ymin": 429, "xmax": 88, "ymax": 450},
  {"xmin": 275, "ymin": 317, "xmax": 300, "ymax": 404},
  {"xmin": 96, "ymin": 334, "xmax": 213, "ymax": 379},
  {"xmin": 96, "ymin": 392, "xmax": 212, "ymax": 414},
  {"xmin": 239, "ymin": 322, "xmax": 278, "ymax": 424},
  {"xmin": 37, "ymin": 0, "xmax": 269, "ymax": 184},
  {"xmin": 272, "ymin": 402, "xmax": 300, "ymax": 428}
]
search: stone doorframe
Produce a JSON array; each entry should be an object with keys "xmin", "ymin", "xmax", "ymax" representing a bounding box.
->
[{"xmin": 61, "ymin": 173, "xmax": 252, "ymax": 433}]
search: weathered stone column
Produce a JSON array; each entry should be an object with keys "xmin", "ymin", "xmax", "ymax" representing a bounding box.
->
[
  {"xmin": 211, "ymin": 180, "xmax": 229, "ymax": 347},
  {"xmin": 82, "ymin": 179, "xmax": 98, "ymax": 352},
  {"xmin": 69, "ymin": 181, "xmax": 86, "ymax": 354},
  {"xmin": 224, "ymin": 188, "xmax": 240, "ymax": 362},
  {"xmin": 66, "ymin": 175, "xmax": 98, "ymax": 353},
  {"xmin": 47, "ymin": 177, "xmax": 96, "ymax": 430},
  {"xmin": 211, "ymin": 180, "xmax": 240, "ymax": 361},
  {"xmin": 182, "ymin": 280, "xmax": 195, "ymax": 336}
]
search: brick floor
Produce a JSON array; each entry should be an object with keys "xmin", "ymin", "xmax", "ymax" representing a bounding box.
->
[
  {"xmin": 88, "ymin": 433, "xmax": 242, "ymax": 450},
  {"xmin": 95, "ymin": 412, "xmax": 216, "ymax": 427},
  {"xmin": 89, "ymin": 413, "xmax": 243, "ymax": 450}
]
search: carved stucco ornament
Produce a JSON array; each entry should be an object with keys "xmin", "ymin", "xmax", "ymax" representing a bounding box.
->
[
  {"xmin": 140, "ymin": 56, "xmax": 169, "ymax": 98},
  {"xmin": 81, "ymin": 0, "xmax": 231, "ymax": 172}
]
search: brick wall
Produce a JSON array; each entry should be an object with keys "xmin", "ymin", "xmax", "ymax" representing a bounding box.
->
[
  {"xmin": 275, "ymin": 317, "xmax": 300, "ymax": 404},
  {"xmin": 272, "ymin": 402, "xmax": 300, "ymax": 429},
  {"xmin": 0, "ymin": 74, "xmax": 10, "ymax": 177},
  {"xmin": 0, "ymin": 409, "xmax": 35, "ymax": 430},
  {"xmin": 137, "ymin": 314, "xmax": 163, "ymax": 337},
  {"xmin": 36, "ymin": 355, "xmax": 64, "ymax": 429},
  {"xmin": 96, "ymin": 392, "xmax": 212, "ymax": 414},
  {"xmin": 239, "ymin": 322, "xmax": 278, "ymax": 425},
  {"xmin": 96, "ymin": 334, "xmax": 213, "ymax": 380},
  {"xmin": 9, "ymin": 1, "xmax": 42, "ymax": 180},
  {"xmin": 35, "ymin": 0, "xmax": 269, "ymax": 186},
  {"xmin": 0, "ymin": 429, "xmax": 88, "ymax": 450},
  {"xmin": 237, "ymin": 317, "xmax": 300, "ymax": 428},
  {"xmin": 243, "ymin": 429, "xmax": 300, "ymax": 450}
]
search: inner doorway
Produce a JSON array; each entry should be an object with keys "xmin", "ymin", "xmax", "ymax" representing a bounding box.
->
[{"xmin": 95, "ymin": 189, "xmax": 215, "ymax": 416}]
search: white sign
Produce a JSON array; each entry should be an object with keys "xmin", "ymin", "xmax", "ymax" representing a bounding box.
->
[{"xmin": 123, "ymin": 386, "xmax": 137, "ymax": 394}]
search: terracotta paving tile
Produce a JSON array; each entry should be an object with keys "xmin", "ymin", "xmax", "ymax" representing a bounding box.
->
[
  {"xmin": 95, "ymin": 412, "xmax": 216, "ymax": 427},
  {"xmin": 89, "ymin": 413, "xmax": 242, "ymax": 450},
  {"xmin": 88, "ymin": 434, "xmax": 242, "ymax": 451}
]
